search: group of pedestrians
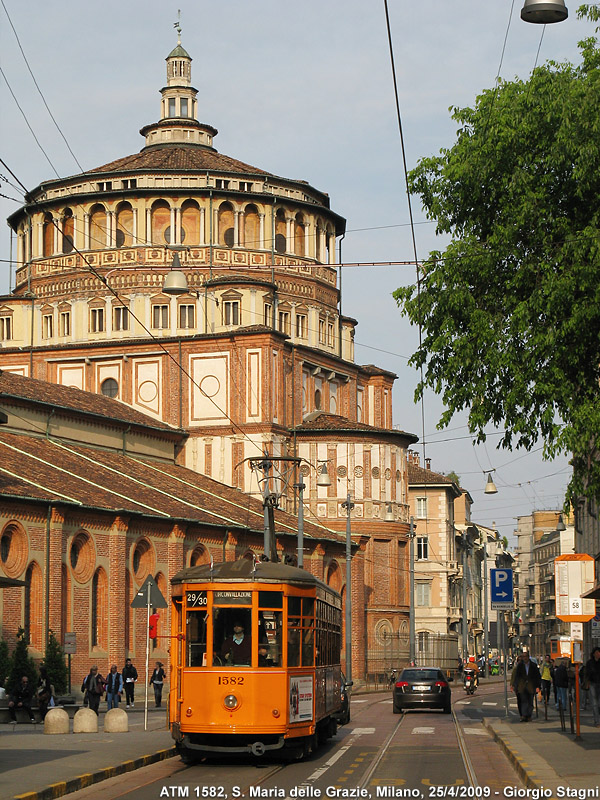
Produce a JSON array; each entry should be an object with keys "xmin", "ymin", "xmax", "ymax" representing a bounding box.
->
[
  {"xmin": 510, "ymin": 646, "xmax": 600, "ymax": 727},
  {"xmin": 5, "ymin": 665, "xmax": 55, "ymax": 724},
  {"xmin": 81, "ymin": 659, "xmax": 167, "ymax": 715}
]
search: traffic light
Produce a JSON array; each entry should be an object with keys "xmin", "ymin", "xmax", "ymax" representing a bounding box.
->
[{"xmin": 149, "ymin": 613, "xmax": 159, "ymax": 639}]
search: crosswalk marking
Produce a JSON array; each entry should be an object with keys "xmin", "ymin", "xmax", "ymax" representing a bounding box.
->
[{"xmin": 412, "ymin": 727, "xmax": 435, "ymax": 734}]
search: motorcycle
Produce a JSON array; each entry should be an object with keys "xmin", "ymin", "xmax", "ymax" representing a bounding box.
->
[{"xmin": 464, "ymin": 669, "xmax": 477, "ymax": 695}]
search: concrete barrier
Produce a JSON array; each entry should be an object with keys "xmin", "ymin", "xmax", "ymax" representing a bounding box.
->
[
  {"xmin": 44, "ymin": 706, "xmax": 70, "ymax": 734},
  {"xmin": 104, "ymin": 707, "xmax": 128, "ymax": 732},
  {"xmin": 73, "ymin": 707, "xmax": 99, "ymax": 733}
]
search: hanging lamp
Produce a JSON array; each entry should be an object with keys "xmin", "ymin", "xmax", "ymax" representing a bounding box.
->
[{"xmin": 521, "ymin": 0, "xmax": 568, "ymax": 24}]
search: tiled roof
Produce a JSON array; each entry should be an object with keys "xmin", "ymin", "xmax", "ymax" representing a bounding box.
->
[
  {"xmin": 88, "ymin": 145, "xmax": 273, "ymax": 177},
  {"xmin": 408, "ymin": 462, "xmax": 456, "ymax": 486},
  {"xmin": 293, "ymin": 411, "xmax": 418, "ymax": 441},
  {"xmin": 0, "ymin": 370, "xmax": 179, "ymax": 434},
  {"xmin": 0, "ymin": 430, "xmax": 339, "ymax": 543}
]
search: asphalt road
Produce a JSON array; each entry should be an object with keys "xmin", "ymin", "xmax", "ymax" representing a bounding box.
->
[{"xmin": 59, "ymin": 685, "xmax": 524, "ymax": 800}]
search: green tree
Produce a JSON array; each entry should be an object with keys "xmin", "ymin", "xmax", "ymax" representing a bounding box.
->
[
  {"xmin": 43, "ymin": 630, "xmax": 68, "ymax": 695},
  {"xmin": 7, "ymin": 628, "xmax": 38, "ymax": 694},
  {"xmin": 394, "ymin": 8, "xmax": 600, "ymax": 505},
  {"xmin": 0, "ymin": 637, "xmax": 11, "ymax": 688}
]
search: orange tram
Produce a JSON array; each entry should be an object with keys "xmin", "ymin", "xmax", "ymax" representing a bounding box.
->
[{"xmin": 169, "ymin": 558, "xmax": 343, "ymax": 761}]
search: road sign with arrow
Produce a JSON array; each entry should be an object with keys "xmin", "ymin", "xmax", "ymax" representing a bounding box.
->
[{"xmin": 490, "ymin": 568, "xmax": 514, "ymax": 610}]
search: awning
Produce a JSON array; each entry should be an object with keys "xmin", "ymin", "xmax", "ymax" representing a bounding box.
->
[
  {"xmin": 581, "ymin": 582, "xmax": 600, "ymax": 600},
  {"xmin": 0, "ymin": 576, "xmax": 27, "ymax": 589}
]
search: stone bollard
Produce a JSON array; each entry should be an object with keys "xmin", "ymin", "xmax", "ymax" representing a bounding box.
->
[
  {"xmin": 104, "ymin": 707, "xmax": 128, "ymax": 733},
  {"xmin": 44, "ymin": 707, "xmax": 70, "ymax": 734},
  {"xmin": 73, "ymin": 707, "xmax": 99, "ymax": 733}
]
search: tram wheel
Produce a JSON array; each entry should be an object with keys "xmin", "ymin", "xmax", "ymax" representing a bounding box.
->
[{"xmin": 176, "ymin": 744, "xmax": 199, "ymax": 765}]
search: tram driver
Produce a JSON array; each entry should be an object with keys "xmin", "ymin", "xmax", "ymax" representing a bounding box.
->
[{"xmin": 221, "ymin": 619, "xmax": 252, "ymax": 665}]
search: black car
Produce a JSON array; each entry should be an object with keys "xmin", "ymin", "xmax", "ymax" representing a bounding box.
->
[
  {"xmin": 334, "ymin": 672, "xmax": 352, "ymax": 724},
  {"xmin": 392, "ymin": 667, "xmax": 452, "ymax": 714}
]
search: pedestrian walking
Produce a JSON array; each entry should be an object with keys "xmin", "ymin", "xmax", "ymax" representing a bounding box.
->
[
  {"xmin": 8, "ymin": 675, "xmax": 36, "ymax": 723},
  {"xmin": 586, "ymin": 646, "xmax": 600, "ymax": 727},
  {"xmin": 122, "ymin": 658, "xmax": 138, "ymax": 708},
  {"xmin": 81, "ymin": 666, "xmax": 104, "ymax": 715},
  {"xmin": 105, "ymin": 664, "xmax": 123, "ymax": 710},
  {"xmin": 511, "ymin": 651, "xmax": 541, "ymax": 722},
  {"xmin": 554, "ymin": 658, "xmax": 570, "ymax": 714},
  {"xmin": 150, "ymin": 661, "xmax": 166, "ymax": 707},
  {"xmin": 540, "ymin": 654, "xmax": 553, "ymax": 705}
]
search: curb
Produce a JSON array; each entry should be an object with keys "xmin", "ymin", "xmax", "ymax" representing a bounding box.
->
[
  {"xmin": 482, "ymin": 718, "xmax": 558, "ymax": 790},
  {"xmin": 13, "ymin": 746, "xmax": 178, "ymax": 800}
]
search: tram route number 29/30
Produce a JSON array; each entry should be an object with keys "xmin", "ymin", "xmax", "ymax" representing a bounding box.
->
[{"xmin": 186, "ymin": 591, "xmax": 207, "ymax": 607}]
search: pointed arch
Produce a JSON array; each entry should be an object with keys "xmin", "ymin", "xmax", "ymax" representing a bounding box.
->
[
  {"xmin": 116, "ymin": 202, "xmax": 133, "ymax": 248},
  {"xmin": 91, "ymin": 567, "xmax": 108, "ymax": 649},
  {"xmin": 25, "ymin": 561, "xmax": 43, "ymax": 650}
]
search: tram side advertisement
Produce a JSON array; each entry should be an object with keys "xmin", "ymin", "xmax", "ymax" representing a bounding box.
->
[{"xmin": 289, "ymin": 675, "xmax": 313, "ymax": 722}]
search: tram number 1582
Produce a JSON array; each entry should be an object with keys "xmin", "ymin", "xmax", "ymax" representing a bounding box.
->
[{"xmin": 217, "ymin": 676, "xmax": 244, "ymax": 685}]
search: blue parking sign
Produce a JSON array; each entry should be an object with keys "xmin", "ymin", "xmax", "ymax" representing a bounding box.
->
[{"xmin": 490, "ymin": 568, "xmax": 513, "ymax": 609}]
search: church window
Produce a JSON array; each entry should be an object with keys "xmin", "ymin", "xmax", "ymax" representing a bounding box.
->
[
  {"xmin": 181, "ymin": 200, "xmax": 200, "ymax": 245},
  {"xmin": 151, "ymin": 201, "xmax": 171, "ymax": 246},
  {"xmin": 243, "ymin": 204, "xmax": 260, "ymax": 248},
  {"xmin": 90, "ymin": 308, "xmax": 105, "ymax": 333},
  {"xmin": 59, "ymin": 311, "xmax": 70, "ymax": 337},
  {"xmin": 217, "ymin": 202, "xmax": 234, "ymax": 247},
  {"xmin": 275, "ymin": 209, "xmax": 286, "ymax": 253},
  {"xmin": 357, "ymin": 386, "xmax": 364, "ymax": 422},
  {"xmin": 90, "ymin": 204, "xmax": 107, "ymax": 250},
  {"xmin": 318, "ymin": 319, "xmax": 326, "ymax": 344},
  {"xmin": 43, "ymin": 214, "xmax": 54, "ymax": 257},
  {"xmin": 278, "ymin": 310, "xmax": 290, "ymax": 335},
  {"xmin": 329, "ymin": 381, "xmax": 338, "ymax": 413},
  {"xmin": 0, "ymin": 316, "xmax": 12, "ymax": 340},
  {"xmin": 239, "ymin": 181, "xmax": 253, "ymax": 192},
  {"xmin": 264, "ymin": 303, "xmax": 272, "ymax": 327},
  {"xmin": 0, "ymin": 522, "xmax": 28, "ymax": 577},
  {"xmin": 327, "ymin": 322, "xmax": 335, "ymax": 348},
  {"xmin": 294, "ymin": 213, "xmax": 305, "ymax": 257},
  {"xmin": 25, "ymin": 562, "xmax": 43, "ymax": 650},
  {"xmin": 91, "ymin": 568, "xmax": 108, "ymax": 649},
  {"xmin": 179, "ymin": 304, "xmax": 195, "ymax": 329},
  {"xmin": 153, "ymin": 304, "xmax": 169, "ymax": 329},
  {"xmin": 180, "ymin": 98, "xmax": 189, "ymax": 117},
  {"xmin": 223, "ymin": 300, "xmax": 240, "ymax": 326},
  {"xmin": 215, "ymin": 179, "xmax": 230, "ymax": 190},
  {"xmin": 114, "ymin": 306, "xmax": 129, "ymax": 331},
  {"xmin": 62, "ymin": 210, "xmax": 74, "ymax": 254},
  {"xmin": 116, "ymin": 203, "xmax": 133, "ymax": 248},
  {"xmin": 168, "ymin": 98, "xmax": 176, "ymax": 117},
  {"xmin": 132, "ymin": 538, "xmax": 154, "ymax": 582},
  {"xmin": 295, "ymin": 313, "xmax": 307, "ymax": 339},
  {"xmin": 101, "ymin": 378, "xmax": 119, "ymax": 398},
  {"xmin": 42, "ymin": 313, "xmax": 53, "ymax": 339},
  {"xmin": 69, "ymin": 531, "xmax": 95, "ymax": 584}
]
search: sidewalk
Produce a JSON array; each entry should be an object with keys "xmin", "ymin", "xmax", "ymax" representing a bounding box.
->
[
  {"xmin": 0, "ymin": 706, "xmax": 175, "ymax": 800},
  {"xmin": 484, "ymin": 702, "xmax": 600, "ymax": 792}
]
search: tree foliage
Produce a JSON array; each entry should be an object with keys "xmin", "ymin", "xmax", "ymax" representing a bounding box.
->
[
  {"xmin": 43, "ymin": 630, "xmax": 68, "ymax": 695},
  {"xmin": 394, "ymin": 17, "xmax": 600, "ymax": 505},
  {"xmin": 7, "ymin": 628, "xmax": 38, "ymax": 694}
]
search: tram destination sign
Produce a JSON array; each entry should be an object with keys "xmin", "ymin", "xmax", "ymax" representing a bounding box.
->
[{"xmin": 213, "ymin": 591, "xmax": 251, "ymax": 605}]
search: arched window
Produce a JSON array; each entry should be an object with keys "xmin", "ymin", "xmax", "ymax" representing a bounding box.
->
[
  {"xmin": 116, "ymin": 202, "xmax": 133, "ymax": 248},
  {"xmin": 89, "ymin": 204, "xmax": 107, "ymax": 250},
  {"xmin": 315, "ymin": 221, "xmax": 322, "ymax": 262},
  {"xmin": 190, "ymin": 544, "xmax": 211, "ymax": 567},
  {"xmin": 61, "ymin": 563, "xmax": 71, "ymax": 641},
  {"xmin": 25, "ymin": 561, "xmax": 43, "ymax": 650},
  {"xmin": 151, "ymin": 200, "xmax": 171, "ymax": 245},
  {"xmin": 62, "ymin": 209, "xmax": 74, "ymax": 254},
  {"xmin": 181, "ymin": 200, "xmax": 200, "ymax": 245},
  {"xmin": 69, "ymin": 530, "xmax": 95, "ymax": 583},
  {"xmin": 326, "ymin": 561, "xmax": 342, "ymax": 592},
  {"xmin": 43, "ymin": 213, "xmax": 54, "ymax": 257},
  {"xmin": 294, "ymin": 213, "xmax": 305, "ymax": 257},
  {"xmin": 91, "ymin": 568, "xmax": 108, "ymax": 649},
  {"xmin": 218, "ymin": 202, "xmax": 234, "ymax": 248},
  {"xmin": 243, "ymin": 204, "xmax": 260, "ymax": 249},
  {"xmin": 132, "ymin": 538, "xmax": 155, "ymax": 583},
  {"xmin": 0, "ymin": 521, "xmax": 28, "ymax": 577},
  {"xmin": 275, "ymin": 209, "xmax": 286, "ymax": 254},
  {"xmin": 124, "ymin": 570, "xmax": 133, "ymax": 652}
]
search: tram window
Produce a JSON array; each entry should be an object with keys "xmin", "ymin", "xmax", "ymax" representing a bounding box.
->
[
  {"xmin": 287, "ymin": 627, "xmax": 301, "ymax": 667},
  {"xmin": 186, "ymin": 610, "xmax": 207, "ymax": 667},
  {"xmin": 288, "ymin": 596, "xmax": 302, "ymax": 616},
  {"xmin": 259, "ymin": 591, "xmax": 282, "ymax": 608},
  {"xmin": 302, "ymin": 598, "xmax": 315, "ymax": 617},
  {"xmin": 214, "ymin": 608, "xmax": 252, "ymax": 666},
  {"xmin": 302, "ymin": 629, "xmax": 315, "ymax": 666},
  {"xmin": 258, "ymin": 610, "xmax": 282, "ymax": 666}
]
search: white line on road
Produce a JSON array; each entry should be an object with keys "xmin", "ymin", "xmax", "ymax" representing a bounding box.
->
[
  {"xmin": 482, "ymin": 702, "xmax": 498, "ymax": 706},
  {"xmin": 412, "ymin": 726, "xmax": 435, "ymax": 734},
  {"xmin": 464, "ymin": 727, "xmax": 488, "ymax": 735}
]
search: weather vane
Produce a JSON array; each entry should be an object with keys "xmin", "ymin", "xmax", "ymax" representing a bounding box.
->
[{"xmin": 174, "ymin": 9, "xmax": 182, "ymax": 44}]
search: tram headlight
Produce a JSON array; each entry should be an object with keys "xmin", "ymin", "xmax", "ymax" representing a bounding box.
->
[
  {"xmin": 272, "ymin": 709, "xmax": 280, "ymax": 718},
  {"xmin": 224, "ymin": 694, "xmax": 239, "ymax": 709}
]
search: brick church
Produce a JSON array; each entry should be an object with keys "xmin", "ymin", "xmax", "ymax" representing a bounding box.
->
[{"xmin": 0, "ymin": 31, "xmax": 417, "ymax": 682}]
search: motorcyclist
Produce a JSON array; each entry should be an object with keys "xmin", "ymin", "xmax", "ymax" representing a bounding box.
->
[{"xmin": 463, "ymin": 657, "xmax": 479, "ymax": 690}]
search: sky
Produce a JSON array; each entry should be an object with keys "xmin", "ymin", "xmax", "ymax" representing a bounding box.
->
[{"xmin": 0, "ymin": 0, "xmax": 595, "ymax": 545}]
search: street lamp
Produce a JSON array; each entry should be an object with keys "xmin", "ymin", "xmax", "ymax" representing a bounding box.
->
[{"xmin": 521, "ymin": 0, "xmax": 568, "ymax": 24}]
